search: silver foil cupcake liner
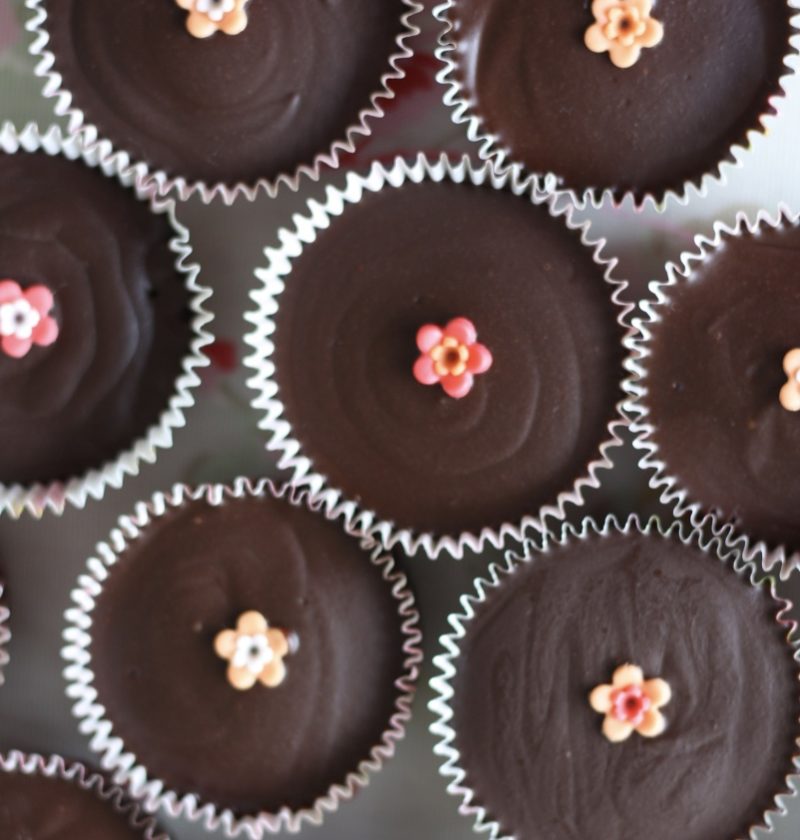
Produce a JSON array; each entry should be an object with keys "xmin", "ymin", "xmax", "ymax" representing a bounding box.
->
[
  {"xmin": 62, "ymin": 477, "xmax": 423, "ymax": 839},
  {"xmin": 244, "ymin": 153, "xmax": 635, "ymax": 559},
  {"xmin": 625, "ymin": 205, "xmax": 800, "ymax": 577},
  {"xmin": 432, "ymin": 0, "xmax": 800, "ymax": 212},
  {"xmin": 26, "ymin": 0, "xmax": 424, "ymax": 205},
  {"xmin": 429, "ymin": 513, "xmax": 800, "ymax": 839},
  {"xmin": 0, "ymin": 122, "xmax": 213, "ymax": 519},
  {"xmin": 0, "ymin": 750, "xmax": 167, "ymax": 838},
  {"xmin": 0, "ymin": 582, "xmax": 9, "ymax": 686}
]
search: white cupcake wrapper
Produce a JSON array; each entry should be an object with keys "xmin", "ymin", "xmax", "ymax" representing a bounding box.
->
[
  {"xmin": 625, "ymin": 205, "xmax": 800, "ymax": 579},
  {"xmin": 429, "ymin": 512, "xmax": 800, "ymax": 840},
  {"xmin": 432, "ymin": 0, "xmax": 800, "ymax": 212},
  {"xmin": 0, "ymin": 122, "xmax": 213, "ymax": 519},
  {"xmin": 25, "ymin": 0, "xmax": 423, "ymax": 205},
  {"xmin": 0, "ymin": 583, "xmax": 9, "ymax": 686},
  {"xmin": 0, "ymin": 750, "xmax": 168, "ymax": 838},
  {"xmin": 244, "ymin": 153, "xmax": 635, "ymax": 560},
  {"xmin": 62, "ymin": 477, "xmax": 423, "ymax": 839}
]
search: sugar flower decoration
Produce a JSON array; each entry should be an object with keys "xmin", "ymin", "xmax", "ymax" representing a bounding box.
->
[
  {"xmin": 0, "ymin": 280, "xmax": 59, "ymax": 359},
  {"xmin": 589, "ymin": 663, "xmax": 671, "ymax": 742},
  {"xmin": 214, "ymin": 610, "xmax": 297, "ymax": 691},
  {"xmin": 584, "ymin": 0, "xmax": 664, "ymax": 69},
  {"xmin": 413, "ymin": 317, "xmax": 493, "ymax": 399},
  {"xmin": 176, "ymin": 0, "xmax": 250, "ymax": 39},
  {"xmin": 780, "ymin": 349, "xmax": 800, "ymax": 412}
]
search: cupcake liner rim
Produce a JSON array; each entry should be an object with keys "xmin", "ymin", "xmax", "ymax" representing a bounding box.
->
[
  {"xmin": 428, "ymin": 512, "xmax": 800, "ymax": 840},
  {"xmin": 243, "ymin": 151, "xmax": 636, "ymax": 560},
  {"xmin": 432, "ymin": 0, "xmax": 800, "ymax": 213},
  {"xmin": 0, "ymin": 750, "xmax": 168, "ymax": 839},
  {"xmin": 0, "ymin": 121, "xmax": 213, "ymax": 519},
  {"xmin": 624, "ymin": 203, "xmax": 800, "ymax": 579},
  {"xmin": 25, "ymin": 0, "xmax": 425, "ymax": 205},
  {"xmin": 61, "ymin": 476, "xmax": 423, "ymax": 839}
]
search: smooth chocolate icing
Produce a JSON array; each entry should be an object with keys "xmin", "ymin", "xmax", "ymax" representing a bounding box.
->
[
  {"xmin": 0, "ymin": 152, "xmax": 190, "ymax": 486},
  {"xmin": 446, "ymin": 0, "xmax": 793, "ymax": 199},
  {"xmin": 452, "ymin": 529, "xmax": 799, "ymax": 840},
  {"xmin": 0, "ymin": 770, "xmax": 147, "ymax": 839},
  {"xmin": 43, "ymin": 0, "xmax": 409, "ymax": 185},
  {"xmin": 271, "ymin": 180, "xmax": 625, "ymax": 538},
  {"xmin": 90, "ymin": 493, "xmax": 408, "ymax": 815},
  {"xmin": 645, "ymin": 222, "xmax": 800, "ymax": 550}
]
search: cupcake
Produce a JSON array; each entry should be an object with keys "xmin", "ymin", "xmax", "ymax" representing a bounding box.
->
[
  {"xmin": 629, "ymin": 209, "xmax": 800, "ymax": 572},
  {"xmin": 0, "ymin": 124, "xmax": 211, "ymax": 517},
  {"xmin": 63, "ymin": 479, "xmax": 421, "ymax": 836},
  {"xmin": 0, "ymin": 580, "xmax": 8, "ymax": 686},
  {"xmin": 434, "ymin": 0, "xmax": 797, "ymax": 205},
  {"xmin": 28, "ymin": 0, "xmax": 422, "ymax": 201},
  {"xmin": 0, "ymin": 751, "xmax": 166, "ymax": 838},
  {"xmin": 245, "ymin": 156, "xmax": 631, "ymax": 558},
  {"xmin": 430, "ymin": 516, "xmax": 800, "ymax": 839}
]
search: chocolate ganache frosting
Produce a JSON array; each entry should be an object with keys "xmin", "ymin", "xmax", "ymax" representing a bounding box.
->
[
  {"xmin": 0, "ymin": 768, "xmax": 152, "ymax": 839},
  {"xmin": 41, "ymin": 0, "xmax": 410, "ymax": 186},
  {"xmin": 271, "ymin": 179, "xmax": 625, "ymax": 539},
  {"xmin": 89, "ymin": 492, "xmax": 408, "ymax": 815},
  {"xmin": 451, "ymin": 527, "xmax": 800, "ymax": 840},
  {"xmin": 444, "ymin": 0, "xmax": 793, "ymax": 199},
  {"xmin": 0, "ymin": 152, "xmax": 190, "ymax": 487},
  {"xmin": 645, "ymin": 220, "xmax": 800, "ymax": 551}
]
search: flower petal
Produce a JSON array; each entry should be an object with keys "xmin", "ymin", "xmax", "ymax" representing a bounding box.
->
[
  {"xmin": 589, "ymin": 684, "xmax": 614, "ymax": 713},
  {"xmin": 591, "ymin": 0, "xmax": 619, "ymax": 22},
  {"xmin": 637, "ymin": 708, "xmax": 667, "ymax": 738},
  {"xmin": 187, "ymin": 12, "xmax": 218, "ymax": 37},
  {"xmin": 417, "ymin": 324, "xmax": 443, "ymax": 353},
  {"xmin": 24, "ymin": 285, "xmax": 54, "ymax": 315},
  {"xmin": 630, "ymin": 0, "xmax": 653, "ymax": 17},
  {"xmin": 0, "ymin": 281, "xmax": 21, "ymax": 304},
  {"xmin": 442, "ymin": 372, "xmax": 474, "ymax": 399},
  {"xmin": 214, "ymin": 629, "xmax": 238, "ymax": 659},
  {"xmin": 228, "ymin": 664, "xmax": 258, "ymax": 691},
  {"xmin": 413, "ymin": 354, "xmax": 440, "ymax": 385},
  {"xmin": 584, "ymin": 22, "xmax": 611, "ymax": 53},
  {"xmin": 781, "ymin": 382, "xmax": 800, "ymax": 411},
  {"xmin": 175, "ymin": 0, "xmax": 193, "ymax": 8},
  {"xmin": 643, "ymin": 678, "xmax": 671, "ymax": 708},
  {"xmin": 237, "ymin": 611, "xmax": 268, "ymax": 635},
  {"xmin": 32, "ymin": 316, "xmax": 58, "ymax": 347},
  {"xmin": 259, "ymin": 659, "xmax": 287, "ymax": 688},
  {"xmin": 220, "ymin": 9, "xmax": 248, "ymax": 35},
  {"xmin": 602, "ymin": 715, "xmax": 635, "ymax": 743},
  {"xmin": 609, "ymin": 42, "xmax": 642, "ymax": 68},
  {"xmin": 467, "ymin": 343, "xmax": 493, "ymax": 374},
  {"xmin": 783, "ymin": 349, "xmax": 800, "ymax": 374},
  {"xmin": 638, "ymin": 17, "xmax": 664, "ymax": 48},
  {"xmin": 267, "ymin": 628, "xmax": 289, "ymax": 658},
  {"xmin": 2, "ymin": 335, "xmax": 32, "ymax": 359},
  {"xmin": 444, "ymin": 317, "xmax": 477, "ymax": 346},
  {"xmin": 612, "ymin": 664, "xmax": 643, "ymax": 687}
]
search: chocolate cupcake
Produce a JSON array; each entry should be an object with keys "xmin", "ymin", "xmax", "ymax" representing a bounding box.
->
[
  {"xmin": 0, "ymin": 752, "xmax": 166, "ymax": 839},
  {"xmin": 434, "ymin": 0, "xmax": 797, "ymax": 204},
  {"xmin": 430, "ymin": 516, "xmax": 800, "ymax": 840},
  {"xmin": 246, "ymin": 156, "xmax": 631, "ymax": 557},
  {"xmin": 63, "ymin": 480, "xmax": 421, "ymax": 836},
  {"xmin": 0, "ymin": 124, "xmax": 211, "ymax": 517},
  {"xmin": 629, "ymin": 209, "xmax": 800, "ymax": 572},
  {"xmin": 29, "ymin": 0, "xmax": 422, "ymax": 201}
]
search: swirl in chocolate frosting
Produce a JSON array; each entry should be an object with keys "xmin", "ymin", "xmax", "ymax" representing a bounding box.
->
[
  {"xmin": 42, "ymin": 0, "xmax": 409, "ymax": 185},
  {"xmin": 452, "ymin": 530, "xmax": 800, "ymax": 840},
  {"xmin": 271, "ymin": 180, "xmax": 625, "ymax": 537},
  {"xmin": 0, "ymin": 152, "xmax": 190, "ymax": 486}
]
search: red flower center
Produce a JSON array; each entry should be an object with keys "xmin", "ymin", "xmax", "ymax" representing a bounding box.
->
[{"xmin": 611, "ymin": 685, "xmax": 651, "ymax": 725}]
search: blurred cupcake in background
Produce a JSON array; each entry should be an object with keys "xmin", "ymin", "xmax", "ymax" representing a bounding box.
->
[
  {"xmin": 28, "ymin": 0, "xmax": 423, "ymax": 202},
  {"xmin": 0, "ymin": 123, "xmax": 211, "ymax": 517}
]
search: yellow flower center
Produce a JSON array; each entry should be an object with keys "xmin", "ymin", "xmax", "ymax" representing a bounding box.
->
[{"xmin": 431, "ymin": 337, "xmax": 469, "ymax": 377}]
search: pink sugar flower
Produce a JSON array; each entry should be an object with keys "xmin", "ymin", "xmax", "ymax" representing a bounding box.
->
[
  {"xmin": 413, "ymin": 317, "xmax": 493, "ymax": 399},
  {"xmin": 0, "ymin": 280, "xmax": 59, "ymax": 359}
]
